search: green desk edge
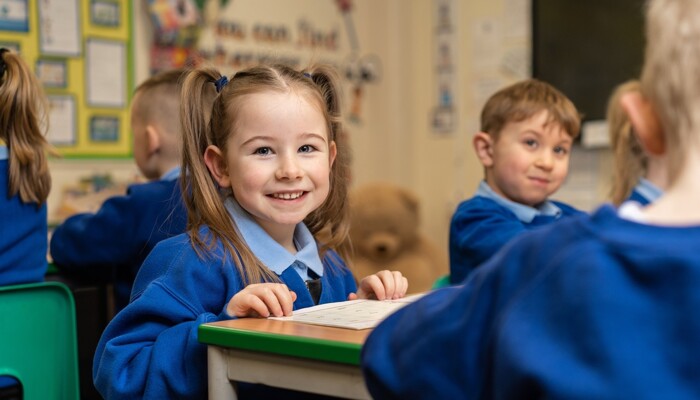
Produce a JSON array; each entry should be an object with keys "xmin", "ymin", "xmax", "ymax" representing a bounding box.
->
[{"xmin": 198, "ymin": 324, "xmax": 363, "ymax": 366}]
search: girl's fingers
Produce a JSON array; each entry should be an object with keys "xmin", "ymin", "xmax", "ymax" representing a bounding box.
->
[
  {"xmin": 401, "ymin": 276, "xmax": 409, "ymax": 297},
  {"xmin": 244, "ymin": 295, "xmax": 272, "ymax": 318},
  {"xmin": 363, "ymin": 274, "xmax": 386, "ymax": 300},
  {"xmin": 230, "ymin": 283, "xmax": 296, "ymax": 318},
  {"xmin": 391, "ymin": 271, "xmax": 408, "ymax": 299},
  {"xmin": 259, "ymin": 283, "xmax": 294, "ymax": 317},
  {"xmin": 384, "ymin": 270, "xmax": 398, "ymax": 298},
  {"xmin": 359, "ymin": 270, "xmax": 408, "ymax": 300},
  {"xmin": 277, "ymin": 287, "xmax": 295, "ymax": 316},
  {"xmin": 375, "ymin": 270, "xmax": 397, "ymax": 299}
]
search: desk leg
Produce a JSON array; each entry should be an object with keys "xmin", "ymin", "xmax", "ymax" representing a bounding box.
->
[{"xmin": 208, "ymin": 346, "xmax": 237, "ymax": 400}]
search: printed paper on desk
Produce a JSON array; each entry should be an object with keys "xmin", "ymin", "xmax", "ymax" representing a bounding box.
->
[{"xmin": 270, "ymin": 293, "xmax": 426, "ymax": 330}]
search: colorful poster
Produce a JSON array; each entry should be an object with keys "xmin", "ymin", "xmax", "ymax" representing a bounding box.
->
[
  {"xmin": 0, "ymin": 0, "xmax": 28, "ymax": 31},
  {"xmin": 38, "ymin": 0, "xmax": 81, "ymax": 56}
]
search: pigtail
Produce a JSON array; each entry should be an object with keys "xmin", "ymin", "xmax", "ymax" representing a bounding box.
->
[
  {"xmin": 180, "ymin": 67, "xmax": 219, "ymax": 234},
  {"xmin": 301, "ymin": 65, "xmax": 352, "ymax": 262},
  {"xmin": 180, "ymin": 66, "xmax": 278, "ymax": 284},
  {"xmin": 180, "ymin": 68, "xmax": 236, "ymax": 261},
  {"xmin": 607, "ymin": 80, "xmax": 645, "ymax": 206},
  {"xmin": 0, "ymin": 49, "xmax": 52, "ymax": 205}
]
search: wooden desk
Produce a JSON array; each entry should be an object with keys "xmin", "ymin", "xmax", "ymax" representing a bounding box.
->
[{"xmin": 198, "ymin": 318, "xmax": 372, "ymax": 399}]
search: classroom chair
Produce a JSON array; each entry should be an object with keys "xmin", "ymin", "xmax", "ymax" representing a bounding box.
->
[
  {"xmin": 45, "ymin": 270, "xmax": 114, "ymax": 400},
  {"xmin": 0, "ymin": 282, "xmax": 80, "ymax": 400},
  {"xmin": 432, "ymin": 274, "xmax": 451, "ymax": 289}
]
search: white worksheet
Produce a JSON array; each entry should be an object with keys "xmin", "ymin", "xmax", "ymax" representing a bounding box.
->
[{"xmin": 270, "ymin": 294, "xmax": 425, "ymax": 330}]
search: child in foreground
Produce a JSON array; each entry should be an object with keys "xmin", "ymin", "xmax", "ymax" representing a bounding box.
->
[
  {"xmin": 0, "ymin": 48, "xmax": 52, "ymax": 286},
  {"xmin": 362, "ymin": 0, "xmax": 700, "ymax": 398},
  {"xmin": 607, "ymin": 79, "xmax": 665, "ymax": 206},
  {"xmin": 50, "ymin": 69, "xmax": 188, "ymax": 311},
  {"xmin": 449, "ymin": 79, "xmax": 583, "ymax": 284},
  {"xmin": 93, "ymin": 63, "xmax": 407, "ymax": 399}
]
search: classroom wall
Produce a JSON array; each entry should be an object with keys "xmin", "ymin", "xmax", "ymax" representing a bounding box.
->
[
  {"xmin": 48, "ymin": 0, "xmax": 610, "ymax": 256},
  {"xmin": 46, "ymin": 1, "xmax": 151, "ymax": 223}
]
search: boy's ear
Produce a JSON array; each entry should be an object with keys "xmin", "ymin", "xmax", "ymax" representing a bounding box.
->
[
  {"xmin": 203, "ymin": 145, "xmax": 230, "ymax": 187},
  {"xmin": 145, "ymin": 125, "xmax": 161, "ymax": 155},
  {"xmin": 620, "ymin": 91, "xmax": 665, "ymax": 156},
  {"xmin": 473, "ymin": 132, "xmax": 495, "ymax": 167}
]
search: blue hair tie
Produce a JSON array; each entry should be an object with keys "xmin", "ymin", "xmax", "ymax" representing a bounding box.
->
[
  {"xmin": 303, "ymin": 72, "xmax": 312, "ymax": 79},
  {"xmin": 214, "ymin": 75, "xmax": 229, "ymax": 93}
]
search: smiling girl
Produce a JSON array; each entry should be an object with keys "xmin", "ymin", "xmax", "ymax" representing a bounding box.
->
[{"xmin": 93, "ymin": 64, "xmax": 408, "ymax": 399}]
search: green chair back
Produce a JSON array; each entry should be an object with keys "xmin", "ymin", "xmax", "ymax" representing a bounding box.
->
[
  {"xmin": 0, "ymin": 282, "xmax": 80, "ymax": 400},
  {"xmin": 432, "ymin": 274, "xmax": 451, "ymax": 289}
]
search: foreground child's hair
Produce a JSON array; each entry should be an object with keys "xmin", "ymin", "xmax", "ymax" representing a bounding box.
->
[
  {"xmin": 180, "ymin": 63, "xmax": 351, "ymax": 284},
  {"xmin": 480, "ymin": 78, "xmax": 581, "ymax": 140},
  {"xmin": 608, "ymin": 80, "xmax": 645, "ymax": 206},
  {"xmin": 0, "ymin": 49, "xmax": 51, "ymax": 205},
  {"xmin": 641, "ymin": 0, "xmax": 700, "ymax": 186}
]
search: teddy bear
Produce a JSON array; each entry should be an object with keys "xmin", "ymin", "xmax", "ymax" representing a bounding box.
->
[{"xmin": 348, "ymin": 182, "xmax": 448, "ymax": 293}]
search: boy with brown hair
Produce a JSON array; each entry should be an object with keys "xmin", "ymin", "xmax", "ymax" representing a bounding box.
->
[
  {"xmin": 50, "ymin": 69, "xmax": 188, "ymax": 311},
  {"xmin": 364, "ymin": 1, "xmax": 700, "ymax": 398},
  {"xmin": 449, "ymin": 78, "xmax": 584, "ymax": 283}
]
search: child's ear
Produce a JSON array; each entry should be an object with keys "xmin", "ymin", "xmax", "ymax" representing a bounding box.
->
[
  {"xmin": 473, "ymin": 132, "xmax": 495, "ymax": 167},
  {"xmin": 146, "ymin": 125, "xmax": 161, "ymax": 155},
  {"xmin": 328, "ymin": 140, "xmax": 337, "ymax": 168},
  {"xmin": 203, "ymin": 145, "xmax": 231, "ymax": 187},
  {"xmin": 620, "ymin": 91, "xmax": 665, "ymax": 156}
]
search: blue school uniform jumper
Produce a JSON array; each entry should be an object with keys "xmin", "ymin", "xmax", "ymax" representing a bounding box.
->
[
  {"xmin": 363, "ymin": 204, "xmax": 700, "ymax": 400},
  {"xmin": 0, "ymin": 144, "xmax": 47, "ymax": 286},
  {"xmin": 628, "ymin": 177, "xmax": 663, "ymax": 206},
  {"xmin": 93, "ymin": 197, "xmax": 358, "ymax": 400},
  {"xmin": 49, "ymin": 167, "xmax": 186, "ymax": 311},
  {"xmin": 449, "ymin": 180, "xmax": 583, "ymax": 284}
]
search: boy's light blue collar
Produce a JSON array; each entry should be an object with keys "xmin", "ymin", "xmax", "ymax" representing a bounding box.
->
[
  {"xmin": 224, "ymin": 196, "xmax": 324, "ymax": 279},
  {"xmin": 476, "ymin": 180, "xmax": 561, "ymax": 223},
  {"xmin": 160, "ymin": 166, "xmax": 181, "ymax": 181},
  {"xmin": 0, "ymin": 144, "xmax": 7, "ymax": 161},
  {"xmin": 634, "ymin": 178, "xmax": 663, "ymax": 203}
]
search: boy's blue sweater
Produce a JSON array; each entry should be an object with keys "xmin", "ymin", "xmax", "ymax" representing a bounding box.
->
[
  {"xmin": 93, "ymin": 228, "xmax": 357, "ymax": 399},
  {"xmin": 449, "ymin": 195, "xmax": 582, "ymax": 283},
  {"xmin": 364, "ymin": 205, "xmax": 700, "ymax": 399},
  {"xmin": 50, "ymin": 179, "xmax": 186, "ymax": 310}
]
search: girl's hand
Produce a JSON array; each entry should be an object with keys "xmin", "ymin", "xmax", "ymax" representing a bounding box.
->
[
  {"xmin": 226, "ymin": 283, "xmax": 297, "ymax": 318},
  {"xmin": 348, "ymin": 270, "xmax": 408, "ymax": 301}
]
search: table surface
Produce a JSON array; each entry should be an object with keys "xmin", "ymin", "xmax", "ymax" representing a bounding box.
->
[{"xmin": 199, "ymin": 318, "xmax": 371, "ymax": 365}]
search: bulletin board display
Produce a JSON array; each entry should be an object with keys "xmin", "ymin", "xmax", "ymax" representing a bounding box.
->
[{"xmin": 0, "ymin": 0, "xmax": 132, "ymax": 158}]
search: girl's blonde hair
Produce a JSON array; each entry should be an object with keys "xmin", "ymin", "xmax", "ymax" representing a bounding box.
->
[
  {"xmin": 0, "ymin": 49, "xmax": 52, "ymax": 205},
  {"xmin": 180, "ymin": 63, "xmax": 350, "ymax": 284},
  {"xmin": 607, "ymin": 80, "xmax": 644, "ymax": 206}
]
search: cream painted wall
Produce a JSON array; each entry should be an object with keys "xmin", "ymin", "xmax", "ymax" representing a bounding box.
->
[{"xmin": 349, "ymin": 0, "xmax": 531, "ymax": 255}]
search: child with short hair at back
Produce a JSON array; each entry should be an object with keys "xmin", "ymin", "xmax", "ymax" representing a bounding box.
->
[
  {"xmin": 0, "ymin": 48, "xmax": 52, "ymax": 286},
  {"xmin": 93, "ymin": 63, "xmax": 408, "ymax": 399},
  {"xmin": 50, "ymin": 69, "xmax": 188, "ymax": 311},
  {"xmin": 362, "ymin": 1, "xmax": 700, "ymax": 398},
  {"xmin": 449, "ymin": 79, "xmax": 584, "ymax": 284},
  {"xmin": 607, "ymin": 79, "xmax": 665, "ymax": 206}
]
